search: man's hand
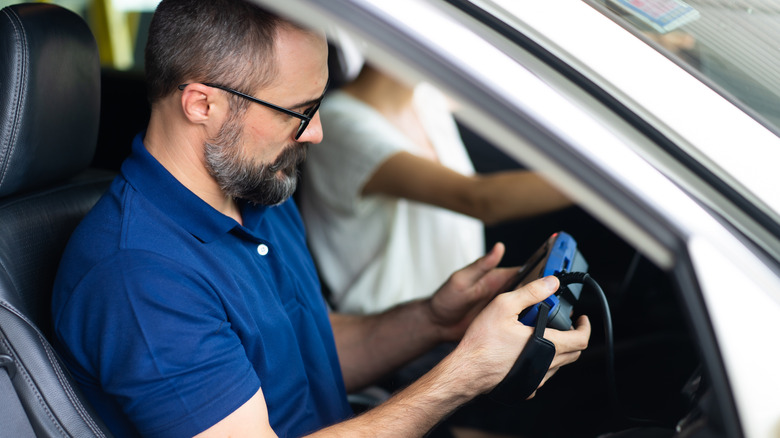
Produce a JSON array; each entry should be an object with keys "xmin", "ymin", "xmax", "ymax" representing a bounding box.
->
[
  {"xmin": 331, "ymin": 242, "xmax": 516, "ymax": 391},
  {"xmin": 447, "ymin": 275, "xmax": 591, "ymax": 396},
  {"xmin": 326, "ymin": 251, "xmax": 590, "ymax": 436},
  {"xmin": 532, "ymin": 314, "xmax": 590, "ymax": 397},
  {"xmin": 424, "ymin": 242, "xmax": 519, "ymax": 341}
]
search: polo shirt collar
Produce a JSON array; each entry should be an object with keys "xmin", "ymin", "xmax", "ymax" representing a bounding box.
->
[{"xmin": 121, "ymin": 133, "xmax": 270, "ymax": 243}]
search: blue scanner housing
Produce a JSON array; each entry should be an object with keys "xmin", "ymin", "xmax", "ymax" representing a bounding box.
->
[{"xmin": 518, "ymin": 232, "xmax": 588, "ymax": 330}]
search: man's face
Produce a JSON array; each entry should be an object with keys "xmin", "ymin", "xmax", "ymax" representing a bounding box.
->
[{"xmin": 205, "ymin": 25, "xmax": 328, "ymax": 206}]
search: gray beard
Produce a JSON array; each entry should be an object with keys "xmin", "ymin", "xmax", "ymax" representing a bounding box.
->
[{"xmin": 205, "ymin": 115, "xmax": 308, "ymax": 206}]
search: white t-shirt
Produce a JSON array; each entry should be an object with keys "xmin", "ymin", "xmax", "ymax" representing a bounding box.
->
[{"xmin": 299, "ymin": 84, "xmax": 484, "ymax": 314}]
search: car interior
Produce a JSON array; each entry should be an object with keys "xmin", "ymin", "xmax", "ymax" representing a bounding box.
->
[
  {"xmin": 0, "ymin": 3, "xmax": 116, "ymax": 436},
  {"xmin": 0, "ymin": 3, "xmax": 722, "ymax": 438}
]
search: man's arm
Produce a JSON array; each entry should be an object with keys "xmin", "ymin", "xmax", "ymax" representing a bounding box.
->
[
  {"xmin": 195, "ymin": 389, "xmax": 277, "ymax": 437},
  {"xmin": 196, "ymin": 272, "xmax": 590, "ymax": 437},
  {"xmin": 362, "ymin": 151, "xmax": 572, "ymax": 226},
  {"xmin": 192, "ymin": 353, "xmax": 477, "ymax": 438},
  {"xmin": 195, "ymin": 352, "xmax": 471, "ymax": 438},
  {"xmin": 332, "ymin": 242, "xmax": 591, "ymax": 394},
  {"xmin": 318, "ymin": 277, "xmax": 590, "ymax": 437},
  {"xmin": 331, "ymin": 242, "xmax": 512, "ymax": 391}
]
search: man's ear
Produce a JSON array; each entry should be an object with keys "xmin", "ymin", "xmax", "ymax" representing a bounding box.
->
[{"xmin": 179, "ymin": 83, "xmax": 227, "ymax": 125}]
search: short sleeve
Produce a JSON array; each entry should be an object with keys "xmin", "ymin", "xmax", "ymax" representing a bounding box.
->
[
  {"xmin": 304, "ymin": 91, "xmax": 414, "ymax": 214},
  {"xmin": 54, "ymin": 250, "xmax": 261, "ymax": 438}
]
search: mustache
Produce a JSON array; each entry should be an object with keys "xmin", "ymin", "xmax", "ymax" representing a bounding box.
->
[{"xmin": 268, "ymin": 142, "xmax": 309, "ymax": 175}]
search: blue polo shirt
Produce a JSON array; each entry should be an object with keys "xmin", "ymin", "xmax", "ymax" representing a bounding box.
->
[{"xmin": 52, "ymin": 134, "xmax": 352, "ymax": 438}]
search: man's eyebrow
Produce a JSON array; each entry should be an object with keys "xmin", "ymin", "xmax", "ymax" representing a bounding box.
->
[
  {"xmin": 290, "ymin": 96, "xmax": 321, "ymax": 109},
  {"xmin": 289, "ymin": 81, "xmax": 329, "ymax": 109}
]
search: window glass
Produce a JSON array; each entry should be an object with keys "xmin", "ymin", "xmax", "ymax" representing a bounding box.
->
[{"xmin": 587, "ymin": 0, "xmax": 780, "ymax": 135}]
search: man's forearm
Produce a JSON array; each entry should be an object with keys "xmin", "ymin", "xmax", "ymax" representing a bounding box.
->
[
  {"xmin": 311, "ymin": 349, "xmax": 479, "ymax": 437},
  {"xmin": 331, "ymin": 243, "xmax": 512, "ymax": 392},
  {"xmin": 331, "ymin": 298, "xmax": 445, "ymax": 392}
]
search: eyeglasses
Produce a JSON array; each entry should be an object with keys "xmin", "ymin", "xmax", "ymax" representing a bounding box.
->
[{"xmin": 177, "ymin": 80, "xmax": 328, "ymax": 140}]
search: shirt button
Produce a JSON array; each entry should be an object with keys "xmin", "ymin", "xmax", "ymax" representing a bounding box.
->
[{"xmin": 257, "ymin": 244, "xmax": 269, "ymax": 256}]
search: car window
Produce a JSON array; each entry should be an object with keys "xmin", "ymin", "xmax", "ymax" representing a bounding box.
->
[
  {"xmin": 468, "ymin": 0, "xmax": 780, "ymax": 259},
  {"xmin": 584, "ymin": 0, "xmax": 780, "ymax": 136}
]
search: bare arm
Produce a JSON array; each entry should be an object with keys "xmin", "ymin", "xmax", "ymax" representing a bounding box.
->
[
  {"xmin": 194, "ymin": 353, "xmax": 475, "ymax": 438},
  {"xmin": 362, "ymin": 151, "xmax": 571, "ymax": 226},
  {"xmin": 195, "ymin": 274, "xmax": 591, "ymax": 438},
  {"xmin": 194, "ymin": 389, "xmax": 277, "ymax": 437},
  {"xmin": 331, "ymin": 243, "xmax": 513, "ymax": 392}
]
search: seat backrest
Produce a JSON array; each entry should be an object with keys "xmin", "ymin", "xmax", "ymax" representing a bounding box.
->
[{"xmin": 0, "ymin": 4, "xmax": 115, "ymax": 437}]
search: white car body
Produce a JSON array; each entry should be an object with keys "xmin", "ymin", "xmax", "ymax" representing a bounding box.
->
[{"xmin": 256, "ymin": 0, "xmax": 780, "ymax": 436}]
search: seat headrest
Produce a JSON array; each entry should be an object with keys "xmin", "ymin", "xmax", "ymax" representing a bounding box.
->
[{"xmin": 0, "ymin": 4, "xmax": 100, "ymax": 198}]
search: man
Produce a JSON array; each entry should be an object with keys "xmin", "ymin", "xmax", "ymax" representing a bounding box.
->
[{"xmin": 52, "ymin": 1, "xmax": 590, "ymax": 437}]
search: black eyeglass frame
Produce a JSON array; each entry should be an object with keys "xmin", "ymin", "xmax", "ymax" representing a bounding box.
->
[{"xmin": 177, "ymin": 80, "xmax": 328, "ymax": 140}]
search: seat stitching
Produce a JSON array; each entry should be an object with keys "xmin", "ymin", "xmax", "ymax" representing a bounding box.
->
[
  {"xmin": 1, "ymin": 299, "xmax": 105, "ymax": 437},
  {"xmin": 0, "ymin": 308, "xmax": 67, "ymax": 437},
  {"xmin": 0, "ymin": 8, "xmax": 28, "ymax": 189},
  {"xmin": 42, "ymin": 332, "xmax": 106, "ymax": 437}
]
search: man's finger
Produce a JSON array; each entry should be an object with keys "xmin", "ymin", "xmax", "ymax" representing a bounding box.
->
[
  {"xmin": 545, "ymin": 315, "xmax": 590, "ymax": 348},
  {"xmin": 549, "ymin": 350, "xmax": 583, "ymax": 369},
  {"xmin": 456, "ymin": 242, "xmax": 505, "ymax": 284},
  {"xmin": 475, "ymin": 242, "xmax": 505, "ymax": 274},
  {"xmin": 499, "ymin": 276, "xmax": 560, "ymax": 314},
  {"xmin": 544, "ymin": 315, "xmax": 591, "ymax": 368}
]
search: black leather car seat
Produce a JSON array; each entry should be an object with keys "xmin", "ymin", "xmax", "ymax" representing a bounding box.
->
[{"xmin": 0, "ymin": 4, "xmax": 115, "ymax": 437}]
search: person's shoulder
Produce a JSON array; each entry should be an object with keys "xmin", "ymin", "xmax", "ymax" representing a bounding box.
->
[
  {"xmin": 54, "ymin": 175, "xmax": 189, "ymax": 296},
  {"xmin": 58, "ymin": 179, "xmax": 126, "ymax": 266}
]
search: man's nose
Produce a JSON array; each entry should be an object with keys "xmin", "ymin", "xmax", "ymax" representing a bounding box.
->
[{"xmin": 296, "ymin": 111, "xmax": 323, "ymax": 144}]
